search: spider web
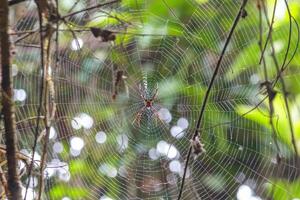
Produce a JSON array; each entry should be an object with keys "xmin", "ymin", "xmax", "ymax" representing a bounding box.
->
[{"xmin": 8, "ymin": 0, "xmax": 300, "ymax": 199}]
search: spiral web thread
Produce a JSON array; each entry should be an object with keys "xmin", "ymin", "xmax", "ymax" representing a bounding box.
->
[{"xmin": 7, "ymin": 0, "xmax": 300, "ymax": 199}]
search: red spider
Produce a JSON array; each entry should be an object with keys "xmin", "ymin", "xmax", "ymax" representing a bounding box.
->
[{"xmin": 133, "ymin": 84, "xmax": 162, "ymax": 126}]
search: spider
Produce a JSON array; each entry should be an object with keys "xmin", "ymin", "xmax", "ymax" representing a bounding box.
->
[
  {"xmin": 190, "ymin": 136, "xmax": 206, "ymax": 159},
  {"xmin": 132, "ymin": 84, "xmax": 162, "ymax": 126}
]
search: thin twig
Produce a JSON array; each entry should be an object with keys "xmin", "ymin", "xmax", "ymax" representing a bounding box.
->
[
  {"xmin": 284, "ymin": 15, "xmax": 299, "ymax": 70},
  {"xmin": 258, "ymin": 0, "xmax": 281, "ymax": 164},
  {"xmin": 278, "ymin": 0, "xmax": 298, "ymax": 160},
  {"xmin": 8, "ymin": 0, "xmax": 26, "ymax": 6},
  {"xmin": 258, "ymin": 0, "xmax": 277, "ymax": 64},
  {"xmin": 24, "ymin": 0, "xmax": 55, "ymax": 198},
  {"xmin": 260, "ymin": 2, "xmax": 299, "ymax": 86},
  {"xmin": 66, "ymin": 0, "xmax": 81, "ymax": 14},
  {"xmin": 94, "ymin": 8, "xmax": 133, "ymax": 26},
  {"xmin": 24, "ymin": 20, "xmax": 44, "ymax": 200},
  {"xmin": 60, "ymin": 0, "xmax": 120, "ymax": 19},
  {"xmin": 55, "ymin": 0, "xmax": 59, "ymax": 71},
  {"xmin": 14, "ymin": 29, "xmax": 38, "ymax": 44},
  {"xmin": 15, "ymin": 43, "xmax": 40, "ymax": 48},
  {"xmin": 261, "ymin": 0, "xmax": 299, "ymax": 162},
  {"xmin": 9, "ymin": 30, "xmax": 37, "ymax": 35},
  {"xmin": 177, "ymin": 1, "xmax": 248, "ymax": 199},
  {"xmin": 33, "ymin": 1, "xmax": 56, "ymax": 199}
]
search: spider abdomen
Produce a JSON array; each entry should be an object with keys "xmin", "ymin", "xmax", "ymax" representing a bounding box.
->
[{"xmin": 145, "ymin": 100, "xmax": 152, "ymax": 107}]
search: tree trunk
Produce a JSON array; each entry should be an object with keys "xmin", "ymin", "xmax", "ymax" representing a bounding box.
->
[{"xmin": 0, "ymin": 0, "xmax": 22, "ymax": 199}]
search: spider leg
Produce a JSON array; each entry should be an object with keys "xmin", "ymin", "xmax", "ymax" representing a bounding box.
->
[
  {"xmin": 138, "ymin": 83, "xmax": 146, "ymax": 100},
  {"xmin": 132, "ymin": 106, "xmax": 146, "ymax": 127},
  {"xmin": 151, "ymin": 83, "xmax": 159, "ymax": 101},
  {"xmin": 151, "ymin": 106, "xmax": 164, "ymax": 126}
]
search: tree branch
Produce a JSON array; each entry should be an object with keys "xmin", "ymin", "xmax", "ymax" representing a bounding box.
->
[
  {"xmin": 24, "ymin": 0, "xmax": 56, "ymax": 199},
  {"xmin": 0, "ymin": 0, "xmax": 22, "ymax": 199},
  {"xmin": 177, "ymin": 0, "xmax": 248, "ymax": 199},
  {"xmin": 261, "ymin": 0, "xmax": 299, "ymax": 162},
  {"xmin": 8, "ymin": 0, "xmax": 26, "ymax": 6},
  {"xmin": 258, "ymin": 0, "xmax": 281, "ymax": 161},
  {"xmin": 258, "ymin": 0, "xmax": 277, "ymax": 65}
]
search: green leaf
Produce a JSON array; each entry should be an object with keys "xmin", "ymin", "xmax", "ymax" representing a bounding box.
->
[{"xmin": 50, "ymin": 184, "xmax": 89, "ymax": 199}]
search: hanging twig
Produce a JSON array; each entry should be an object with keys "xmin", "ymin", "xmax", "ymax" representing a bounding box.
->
[
  {"xmin": 0, "ymin": 0, "xmax": 22, "ymax": 199},
  {"xmin": 258, "ymin": 0, "xmax": 277, "ymax": 64},
  {"xmin": 261, "ymin": 0, "xmax": 299, "ymax": 162},
  {"xmin": 258, "ymin": 5, "xmax": 285, "ymax": 189},
  {"xmin": 35, "ymin": 0, "xmax": 56, "ymax": 199},
  {"xmin": 177, "ymin": 1, "xmax": 248, "ymax": 199},
  {"xmin": 24, "ymin": 0, "xmax": 56, "ymax": 199},
  {"xmin": 257, "ymin": 0, "xmax": 281, "ymax": 164}
]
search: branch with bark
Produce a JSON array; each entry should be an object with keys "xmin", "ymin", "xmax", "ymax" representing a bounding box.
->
[
  {"xmin": 0, "ymin": 0, "xmax": 22, "ymax": 199},
  {"xmin": 24, "ymin": 0, "xmax": 56, "ymax": 199}
]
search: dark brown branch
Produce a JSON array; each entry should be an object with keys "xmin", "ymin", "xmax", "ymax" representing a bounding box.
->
[
  {"xmin": 15, "ymin": 43, "xmax": 40, "ymax": 48},
  {"xmin": 8, "ymin": 0, "xmax": 26, "ymax": 6},
  {"xmin": 24, "ymin": 0, "xmax": 56, "ymax": 199},
  {"xmin": 55, "ymin": 0, "xmax": 59, "ymax": 70},
  {"xmin": 14, "ymin": 29, "xmax": 38, "ymax": 44},
  {"xmin": 277, "ymin": 0, "xmax": 298, "ymax": 160},
  {"xmin": 257, "ymin": 0, "xmax": 281, "ymax": 162},
  {"xmin": 177, "ymin": 1, "xmax": 249, "ymax": 199},
  {"xmin": 66, "ymin": 0, "xmax": 81, "ymax": 14},
  {"xmin": 0, "ymin": 0, "xmax": 22, "ymax": 199},
  {"xmin": 284, "ymin": 16, "xmax": 299, "ymax": 69},
  {"xmin": 258, "ymin": 0, "xmax": 277, "ymax": 64},
  {"xmin": 61, "ymin": 0, "xmax": 120, "ymax": 19},
  {"xmin": 34, "ymin": 1, "xmax": 55, "ymax": 200}
]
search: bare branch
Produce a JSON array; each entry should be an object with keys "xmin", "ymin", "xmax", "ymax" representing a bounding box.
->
[
  {"xmin": 257, "ymin": 0, "xmax": 281, "ymax": 163},
  {"xmin": 0, "ymin": 0, "xmax": 22, "ymax": 199},
  {"xmin": 261, "ymin": 0, "xmax": 299, "ymax": 162},
  {"xmin": 24, "ymin": 0, "xmax": 56, "ymax": 199},
  {"xmin": 258, "ymin": 0, "xmax": 277, "ymax": 64},
  {"xmin": 8, "ymin": 0, "xmax": 26, "ymax": 6},
  {"xmin": 177, "ymin": 0, "xmax": 249, "ymax": 199},
  {"xmin": 61, "ymin": 0, "xmax": 120, "ymax": 19}
]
